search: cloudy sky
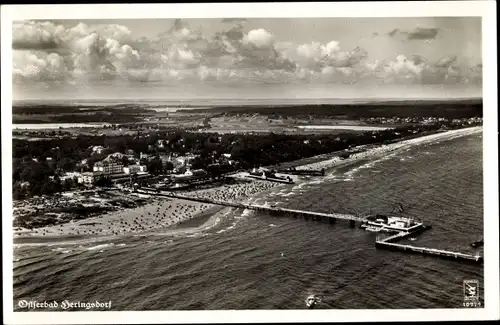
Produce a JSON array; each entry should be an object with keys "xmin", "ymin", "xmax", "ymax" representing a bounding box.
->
[{"xmin": 12, "ymin": 17, "xmax": 482, "ymax": 100}]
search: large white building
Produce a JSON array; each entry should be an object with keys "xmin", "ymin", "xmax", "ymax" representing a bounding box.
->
[
  {"xmin": 93, "ymin": 161, "xmax": 124, "ymax": 175},
  {"xmin": 123, "ymin": 164, "xmax": 148, "ymax": 174},
  {"xmin": 174, "ymin": 154, "xmax": 197, "ymax": 168},
  {"xmin": 140, "ymin": 152, "xmax": 151, "ymax": 160},
  {"xmin": 91, "ymin": 146, "xmax": 106, "ymax": 154}
]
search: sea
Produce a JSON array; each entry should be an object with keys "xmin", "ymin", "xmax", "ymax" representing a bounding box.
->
[{"xmin": 12, "ymin": 131, "xmax": 483, "ymax": 310}]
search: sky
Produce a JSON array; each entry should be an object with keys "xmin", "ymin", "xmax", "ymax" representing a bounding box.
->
[{"xmin": 12, "ymin": 17, "xmax": 483, "ymax": 101}]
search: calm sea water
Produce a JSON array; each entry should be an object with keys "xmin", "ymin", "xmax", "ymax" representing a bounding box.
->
[{"xmin": 13, "ymin": 132, "xmax": 483, "ymax": 310}]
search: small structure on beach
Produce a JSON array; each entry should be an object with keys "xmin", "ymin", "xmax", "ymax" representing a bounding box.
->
[
  {"xmin": 78, "ymin": 172, "xmax": 95, "ymax": 185},
  {"xmin": 170, "ymin": 168, "xmax": 207, "ymax": 182}
]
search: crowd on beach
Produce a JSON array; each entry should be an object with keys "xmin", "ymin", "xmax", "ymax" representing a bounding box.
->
[
  {"xmin": 17, "ymin": 179, "xmax": 281, "ymax": 239},
  {"xmin": 185, "ymin": 180, "xmax": 279, "ymax": 203},
  {"xmin": 23, "ymin": 199, "xmax": 215, "ymax": 238}
]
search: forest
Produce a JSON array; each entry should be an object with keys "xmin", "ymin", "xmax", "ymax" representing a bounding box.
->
[
  {"xmin": 182, "ymin": 99, "xmax": 483, "ymax": 119},
  {"xmin": 12, "ymin": 104, "xmax": 156, "ymax": 124}
]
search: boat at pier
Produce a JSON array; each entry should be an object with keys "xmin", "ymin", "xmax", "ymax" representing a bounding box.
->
[
  {"xmin": 365, "ymin": 225, "xmax": 382, "ymax": 232},
  {"xmin": 471, "ymin": 238, "xmax": 483, "ymax": 248}
]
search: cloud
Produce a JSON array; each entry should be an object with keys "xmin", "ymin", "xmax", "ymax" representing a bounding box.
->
[
  {"xmin": 13, "ymin": 50, "xmax": 70, "ymax": 83},
  {"xmin": 244, "ymin": 29, "xmax": 275, "ymax": 48},
  {"xmin": 435, "ymin": 55, "xmax": 457, "ymax": 68},
  {"xmin": 282, "ymin": 41, "xmax": 367, "ymax": 71},
  {"xmin": 352, "ymin": 53, "xmax": 479, "ymax": 86},
  {"xmin": 13, "ymin": 21, "xmax": 142, "ymax": 84},
  {"xmin": 387, "ymin": 27, "xmax": 438, "ymax": 40},
  {"xmin": 221, "ymin": 18, "xmax": 247, "ymax": 24},
  {"xmin": 387, "ymin": 28, "xmax": 402, "ymax": 37},
  {"xmin": 411, "ymin": 54, "xmax": 425, "ymax": 66},
  {"xmin": 12, "ymin": 21, "xmax": 64, "ymax": 51},
  {"xmin": 12, "ymin": 20, "xmax": 480, "ymax": 87},
  {"xmin": 408, "ymin": 27, "xmax": 439, "ymax": 40}
]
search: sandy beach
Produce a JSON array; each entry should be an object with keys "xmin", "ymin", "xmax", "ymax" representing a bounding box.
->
[
  {"xmin": 297, "ymin": 126, "xmax": 482, "ymax": 171},
  {"xmin": 13, "ymin": 179, "xmax": 281, "ymax": 240},
  {"xmin": 13, "ymin": 126, "xmax": 481, "ymax": 241}
]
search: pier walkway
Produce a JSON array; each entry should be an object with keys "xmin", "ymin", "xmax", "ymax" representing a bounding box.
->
[
  {"xmin": 138, "ymin": 188, "xmax": 482, "ymax": 264},
  {"xmin": 139, "ymin": 188, "xmax": 364, "ymax": 223},
  {"xmin": 376, "ymin": 233, "xmax": 483, "ymax": 264}
]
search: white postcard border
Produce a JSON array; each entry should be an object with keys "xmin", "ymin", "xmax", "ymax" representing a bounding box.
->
[{"xmin": 2, "ymin": 1, "xmax": 498, "ymax": 323}]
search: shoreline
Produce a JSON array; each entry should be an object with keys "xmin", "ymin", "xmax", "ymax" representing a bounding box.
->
[
  {"xmin": 294, "ymin": 126, "xmax": 481, "ymax": 171},
  {"xmin": 13, "ymin": 179, "xmax": 279, "ymax": 244},
  {"xmin": 12, "ymin": 126, "xmax": 482, "ymax": 245}
]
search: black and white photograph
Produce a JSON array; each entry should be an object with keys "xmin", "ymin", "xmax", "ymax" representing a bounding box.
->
[{"xmin": 2, "ymin": 2, "xmax": 499, "ymax": 324}]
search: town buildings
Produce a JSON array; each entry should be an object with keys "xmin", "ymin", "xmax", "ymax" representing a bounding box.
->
[
  {"xmin": 123, "ymin": 164, "xmax": 148, "ymax": 174},
  {"xmin": 93, "ymin": 161, "xmax": 124, "ymax": 175},
  {"xmin": 61, "ymin": 172, "xmax": 82, "ymax": 181}
]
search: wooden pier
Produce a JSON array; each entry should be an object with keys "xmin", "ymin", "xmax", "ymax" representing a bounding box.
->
[
  {"xmin": 139, "ymin": 189, "xmax": 364, "ymax": 224},
  {"xmin": 375, "ymin": 232, "xmax": 483, "ymax": 264},
  {"xmin": 139, "ymin": 188, "xmax": 483, "ymax": 265}
]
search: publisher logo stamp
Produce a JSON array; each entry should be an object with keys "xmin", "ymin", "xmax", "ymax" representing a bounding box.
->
[{"xmin": 463, "ymin": 280, "xmax": 481, "ymax": 307}]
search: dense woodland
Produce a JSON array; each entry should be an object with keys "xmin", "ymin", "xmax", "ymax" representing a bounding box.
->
[
  {"xmin": 12, "ymin": 119, "xmax": 480, "ymax": 200},
  {"xmin": 184, "ymin": 99, "xmax": 483, "ymax": 119},
  {"xmin": 12, "ymin": 104, "xmax": 156, "ymax": 124},
  {"xmin": 12, "ymin": 104, "xmax": 156, "ymax": 115}
]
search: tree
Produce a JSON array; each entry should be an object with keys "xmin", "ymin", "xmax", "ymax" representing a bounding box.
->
[
  {"xmin": 191, "ymin": 156, "xmax": 212, "ymax": 170},
  {"xmin": 94, "ymin": 175, "xmax": 113, "ymax": 187},
  {"xmin": 53, "ymin": 175, "xmax": 62, "ymax": 193},
  {"xmin": 62, "ymin": 178, "xmax": 74, "ymax": 191},
  {"xmin": 121, "ymin": 156, "xmax": 131, "ymax": 166},
  {"xmin": 13, "ymin": 182, "xmax": 26, "ymax": 200},
  {"xmin": 147, "ymin": 157, "xmax": 164, "ymax": 175},
  {"xmin": 164, "ymin": 161, "xmax": 174, "ymax": 171}
]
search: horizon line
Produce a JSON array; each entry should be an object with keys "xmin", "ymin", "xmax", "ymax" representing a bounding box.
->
[{"xmin": 13, "ymin": 96, "xmax": 483, "ymax": 102}]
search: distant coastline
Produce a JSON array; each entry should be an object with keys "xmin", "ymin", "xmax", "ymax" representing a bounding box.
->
[
  {"xmin": 12, "ymin": 97, "xmax": 482, "ymax": 107},
  {"xmin": 11, "ymin": 97, "xmax": 482, "ymax": 126}
]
